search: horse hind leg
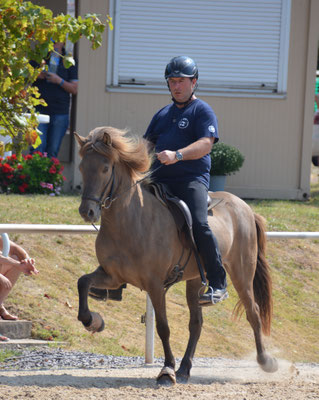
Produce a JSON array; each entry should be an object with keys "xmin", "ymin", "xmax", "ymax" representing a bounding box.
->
[
  {"xmin": 241, "ymin": 293, "xmax": 278, "ymax": 373},
  {"xmin": 176, "ymin": 278, "xmax": 203, "ymax": 383},
  {"xmin": 234, "ymin": 279, "xmax": 278, "ymax": 373},
  {"xmin": 77, "ymin": 265, "xmax": 113, "ymax": 333}
]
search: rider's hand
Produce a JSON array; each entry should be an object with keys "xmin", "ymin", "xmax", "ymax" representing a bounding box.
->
[{"xmin": 156, "ymin": 150, "xmax": 178, "ymax": 165}]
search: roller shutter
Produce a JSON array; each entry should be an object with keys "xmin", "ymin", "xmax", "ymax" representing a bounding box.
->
[{"xmin": 108, "ymin": 0, "xmax": 291, "ymax": 94}]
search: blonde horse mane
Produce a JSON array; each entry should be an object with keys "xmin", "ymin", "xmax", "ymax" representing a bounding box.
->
[{"xmin": 80, "ymin": 126, "xmax": 152, "ymax": 182}]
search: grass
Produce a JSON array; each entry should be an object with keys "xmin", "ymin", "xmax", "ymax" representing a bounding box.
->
[{"xmin": 0, "ymin": 169, "xmax": 318, "ymax": 364}]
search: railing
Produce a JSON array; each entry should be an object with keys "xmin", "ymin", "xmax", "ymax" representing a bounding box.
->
[{"xmin": 1, "ymin": 224, "xmax": 319, "ymax": 363}]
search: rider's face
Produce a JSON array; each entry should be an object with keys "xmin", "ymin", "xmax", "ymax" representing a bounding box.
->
[{"xmin": 168, "ymin": 77, "xmax": 197, "ymax": 104}]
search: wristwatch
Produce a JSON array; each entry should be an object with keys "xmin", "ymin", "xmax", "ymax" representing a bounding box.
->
[{"xmin": 175, "ymin": 151, "xmax": 183, "ymax": 161}]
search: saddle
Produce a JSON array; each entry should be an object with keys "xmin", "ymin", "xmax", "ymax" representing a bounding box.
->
[
  {"xmin": 146, "ymin": 182, "xmax": 223, "ymax": 289},
  {"xmin": 147, "ymin": 182, "xmax": 222, "ymax": 238}
]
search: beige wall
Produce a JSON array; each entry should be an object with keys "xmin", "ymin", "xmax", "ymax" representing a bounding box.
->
[{"xmin": 71, "ymin": 0, "xmax": 319, "ymax": 199}]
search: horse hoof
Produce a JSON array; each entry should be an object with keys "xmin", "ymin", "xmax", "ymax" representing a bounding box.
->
[
  {"xmin": 176, "ymin": 372, "xmax": 189, "ymax": 384},
  {"xmin": 258, "ymin": 355, "xmax": 278, "ymax": 373},
  {"xmin": 157, "ymin": 366, "xmax": 176, "ymax": 386},
  {"xmin": 84, "ymin": 312, "xmax": 105, "ymax": 333}
]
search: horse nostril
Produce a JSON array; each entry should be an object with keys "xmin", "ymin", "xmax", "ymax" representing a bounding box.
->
[{"xmin": 88, "ymin": 209, "xmax": 95, "ymax": 219}]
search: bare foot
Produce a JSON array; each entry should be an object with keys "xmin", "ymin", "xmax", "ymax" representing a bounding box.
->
[
  {"xmin": 0, "ymin": 305, "xmax": 18, "ymax": 320},
  {"xmin": 0, "ymin": 333, "xmax": 9, "ymax": 342}
]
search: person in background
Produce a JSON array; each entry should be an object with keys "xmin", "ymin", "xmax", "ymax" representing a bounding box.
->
[
  {"xmin": 32, "ymin": 41, "xmax": 78, "ymax": 158},
  {"xmin": 0, "ymin": 236, "xmax": 38, "ymax": 340},
  {"xmin": 143, "ymin": 56, "xmax": 228, "ymax": 306}
]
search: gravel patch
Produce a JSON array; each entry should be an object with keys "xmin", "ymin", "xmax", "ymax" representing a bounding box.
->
[{"xmin": 0, "ymin": 348, "xmax": 153, "ymax": 370}]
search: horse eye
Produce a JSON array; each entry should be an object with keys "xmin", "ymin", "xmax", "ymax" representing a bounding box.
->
[{"xmin": 102, "ymin": 165, "xmax": 109, "ymax": 173}]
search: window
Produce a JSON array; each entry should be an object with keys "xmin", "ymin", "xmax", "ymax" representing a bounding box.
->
[{"xmin": 107, "ymin": 0, "xmax": 291, "ymax": 95}]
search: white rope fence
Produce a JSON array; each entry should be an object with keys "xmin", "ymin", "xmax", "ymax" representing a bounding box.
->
[{"xmin": 1, "ymin": 224, "xmax": 319, "ymax": 363}]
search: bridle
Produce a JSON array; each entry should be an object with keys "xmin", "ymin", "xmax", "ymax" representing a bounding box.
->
[
  {"xmin": 81, "ymin": 164, "xmax": 116, "ymax": 210},
  {"xmin": 81, "ymin": 142, "xmax": 117, "ymax": 210},
  {"xmin": 81, "ymin": 142, "xmax": 163, "ymax": 211}
]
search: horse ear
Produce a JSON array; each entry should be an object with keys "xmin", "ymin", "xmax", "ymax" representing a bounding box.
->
[
  {"xmin": 74, "ymin": 132, "xmax": 86, "ymax": 148},
  {"xmin": 103, "ymin": 131, "xmax": 112, "ymax": 146}
]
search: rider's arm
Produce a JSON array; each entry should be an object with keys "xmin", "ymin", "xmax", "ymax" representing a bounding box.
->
[{"xmin": 156, "ymin": 137, "xmax": 215, "ymax": 165}]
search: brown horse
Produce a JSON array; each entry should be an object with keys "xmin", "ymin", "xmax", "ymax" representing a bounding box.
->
[{"xmin": 75, "ymin": 126, "xmax": 278, "ymax": 385}]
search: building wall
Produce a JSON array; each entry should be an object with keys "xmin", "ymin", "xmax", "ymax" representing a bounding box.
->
[{"xmin": 71, "ymin": 0, "xmax": 319, "ymax": 199}]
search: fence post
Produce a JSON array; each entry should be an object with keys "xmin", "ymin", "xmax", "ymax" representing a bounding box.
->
[{"xmin": 145, "ymin": 294, "xmax": 155, "ymax": 364}]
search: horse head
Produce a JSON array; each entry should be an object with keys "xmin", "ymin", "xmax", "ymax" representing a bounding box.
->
[
  {"xmin": 75, "ymin": 127, "xmax": 152, "ymax": 222},
  {"xmin": 75, "ymin": 129, "xmax": 115, "ymax": 222}
]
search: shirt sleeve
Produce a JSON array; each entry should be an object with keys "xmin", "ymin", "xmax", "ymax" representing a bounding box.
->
[
  {"xmin": 143, "ymin": 114, "xmax": 158, "ymax": 144},
  {"xmin": 195, "ymin": 102, "xmax": 219, "ymax": 143},
  {"xmin": 68, "ymin": 62, "xmax": 78, "ymax": 81}
]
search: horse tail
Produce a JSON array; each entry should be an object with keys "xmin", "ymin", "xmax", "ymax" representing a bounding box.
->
[{"xmin": 253, "ymin": 213, "xmax": 273, "ymax": 336}]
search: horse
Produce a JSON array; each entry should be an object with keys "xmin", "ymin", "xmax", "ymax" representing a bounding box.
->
[{"xmin": 75, "ymin": 126, "xmax": 278, "ymax": 385}]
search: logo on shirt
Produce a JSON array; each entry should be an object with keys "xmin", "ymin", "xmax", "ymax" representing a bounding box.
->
[
  {"xmin": 178, "ymin": 118, "xmax": 189, "ymax": 129},
  {"xmin": 208, "ymin": 125, "xmax": 216, "ymax": 133}
]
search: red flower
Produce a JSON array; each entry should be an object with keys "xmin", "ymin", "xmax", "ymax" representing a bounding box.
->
[
  {"xmin": 20, "ymin": 174, "xmax": 26, "ymax": 179},
  {"xmin": 2, "ymin": 163, "xmax": 13, "ymax": 173},
  {"xmin": 7, "ymin": 174, "xmax": 13, "ymax": 179},
  {"xmin": 51, "ymin": 157, "xmax": 60, "ymax": 165},
  {"xmin": 18, "ymin": 182, "xmax": 28, "ymax": 193},
  {"xmin": 24, "ymin": 154, "xmax": 33, "ymax": 160},
  {"xmin": 49, "ymin": 165, "xmax": 57, "ymax": 174},
  {"xmin": 17, "ymin": 164, "xmax": 23, "ymax": 169}
]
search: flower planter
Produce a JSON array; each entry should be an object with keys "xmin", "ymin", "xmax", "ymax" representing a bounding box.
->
[{"xmin": 209, "ymin": 175, "xmax": 226, "ymax": 192}]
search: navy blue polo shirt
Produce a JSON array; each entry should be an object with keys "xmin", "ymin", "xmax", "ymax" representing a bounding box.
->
[{"xmin": 144, "ymin": 99, "xmax": 219, "ymax": 188}]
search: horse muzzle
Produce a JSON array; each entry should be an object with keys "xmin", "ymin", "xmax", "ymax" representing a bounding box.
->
[{"xmin": 79, "ymin": 200, "xmax": 101, "ymax": 223}]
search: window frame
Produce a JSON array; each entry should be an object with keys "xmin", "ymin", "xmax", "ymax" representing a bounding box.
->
[{"xmin": 106, "ymin": 0, "xmax": 291, "ymax": 98}]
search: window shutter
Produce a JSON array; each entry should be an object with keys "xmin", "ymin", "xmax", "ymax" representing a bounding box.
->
[{"xmin": 109, "ymin": 0, "xmax": 291, "ymax": 93}]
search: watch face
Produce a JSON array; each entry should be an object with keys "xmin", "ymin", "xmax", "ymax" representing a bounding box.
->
[{"xmin": 176, "ymin": 151, "xmax": 183, "ymax": 161}]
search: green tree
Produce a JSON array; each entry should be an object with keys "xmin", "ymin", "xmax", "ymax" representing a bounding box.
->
[{"xmin": 0, "ymin": 0, "xmax": 112, "ymax": 159}]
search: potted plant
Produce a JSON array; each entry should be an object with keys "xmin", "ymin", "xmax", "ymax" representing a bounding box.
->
[{"xmin": 209, "ymin": 142, "xmax": 245, "ymax": 191}]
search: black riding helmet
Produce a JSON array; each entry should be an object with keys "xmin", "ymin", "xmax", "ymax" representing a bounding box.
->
[
  {"xmin": 165, "ymin": 56, "xmax": 199, "ymax": 106},
  {"xmin": 164, "ymin": 56, "xmax": 199, "ymax": 80}
]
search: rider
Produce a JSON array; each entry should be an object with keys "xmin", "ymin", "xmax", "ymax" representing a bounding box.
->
[{"xmin": 143, "ymin": 56, "xmax": 228, "ymax": 306}]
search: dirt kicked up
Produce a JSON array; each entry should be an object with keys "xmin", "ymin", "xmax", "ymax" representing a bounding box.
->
[{"xmin": 0, "ymin": 357, "xmax": 318, "ymax": 400}]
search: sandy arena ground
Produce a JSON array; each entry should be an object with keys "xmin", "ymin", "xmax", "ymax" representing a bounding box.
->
[{"xmin": 0, "ymin": 357, "xmax": 318, "ymax": 400}]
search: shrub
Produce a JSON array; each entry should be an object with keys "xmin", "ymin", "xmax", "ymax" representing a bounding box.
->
[
  {"xmin": 210, "ymin": 142, "xmax": 245, "ymax": 176},
  {"xmin": 0, "ymin": 153, "xmax": 65, "ymax": 195}
]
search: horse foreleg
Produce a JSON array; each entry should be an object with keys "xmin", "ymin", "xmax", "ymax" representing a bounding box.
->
[
  {"xmin": 176, "ymin": 278, "xmax": 203, "ymax": 383},
  {"xmin": 77, "ymin": 266, "xmax": 111, "ymax": 333},
  {"xmin": 149, "ymin": 290, "xmax": 176, "ymax": 386}
]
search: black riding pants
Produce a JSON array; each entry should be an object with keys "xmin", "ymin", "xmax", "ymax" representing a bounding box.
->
[{"xmin": 165, "ymin": 180, "xmax": 227, "ymax": 289}]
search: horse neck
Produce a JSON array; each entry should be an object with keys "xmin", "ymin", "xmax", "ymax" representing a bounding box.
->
[{"xmin": 100, "ymin": 169, "xmax": 144, "ymax": 230}]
